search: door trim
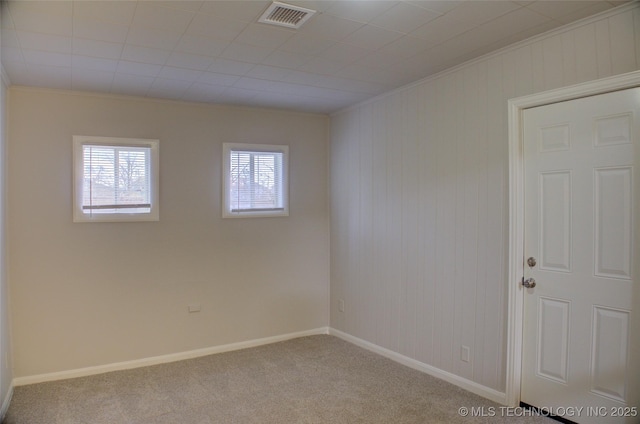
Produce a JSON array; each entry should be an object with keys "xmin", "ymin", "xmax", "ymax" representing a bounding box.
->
[{"xmin": 506, "ymin": 70, "xmax": 640, "ymax": 407}]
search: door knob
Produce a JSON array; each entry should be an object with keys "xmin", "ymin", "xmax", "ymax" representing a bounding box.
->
[
  {"xmin": 522, "ymin": 277, "xmax": 536, "ymax": 289},
  {"xmin": 527, "ymin": 257, "xmax": 537, "ymax": 267}
]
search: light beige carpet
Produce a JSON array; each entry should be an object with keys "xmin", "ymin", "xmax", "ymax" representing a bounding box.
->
[{"xmin": 3, "ymin": 335, "xmax": 553, "ymax": 423}]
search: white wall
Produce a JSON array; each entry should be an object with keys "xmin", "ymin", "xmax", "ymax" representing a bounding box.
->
[
  {"xmin": 8, "ymin": 89, "xmax": 329, "ymax": 378},
  {"xmin": 330, "ymin": 4, "xmax": 640, "ymax": 394}
]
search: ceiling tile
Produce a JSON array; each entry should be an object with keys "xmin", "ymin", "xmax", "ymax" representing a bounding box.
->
[
  {"xmin": 341, "ymin": 24, "xmax": 404, "ymax": 50},
  {"xmin": 175, "ymin": 34, "xmax": 230, "ymax": 57},
  {"xmin": 278, "ymin": 33, "xmax": 337, "ymax": 56},
  {"xmin": 245, "ymin": 64, "xmax": 293, "ymax": 81},
  {"xmin": 116, "ymin": 60, "xmax": 163, "ymax": 77},
  {"xmin": 73, "ymin": 18, "xmax": 130, "ymax": 44},
  {"xmin": 410, "ymin": 13, "xmax": 477, "ymax": 45},
  {"xmin": 299, "ymin": 57, "xmax": 349, "ymax": 75},
  {"xmin": 9, "ymin": 1, "xmax": 72, "ymax": 36},
  {"xmin": 165, "ymin": 51, "xmax": 214, "ymax": 71},
  {"xmin": 314, "ymin": 75, "xmax": 388, "ymax": 94},
  {"xmin": 217, "ymin": 87, "xmax": 259, "ymax": 104},
  {"xmin": 298, "ymin": 13, "xmax": 364, "ymax": 41},
  {"xmin": 415, "ymin": 27, "xmax": 494, "ymax": 69},
  {"xmin": 444, "ymin": 1, "xmax": 522, "ymax": 27},
  {"xmin": 233, "ymin": 77, "xmax": 301, "ymax": 94},
  {"xmin": 406, "ymin": 1, "xmax": 463, "ymax": 14},
  {"xmin": 197, "ymin": 71, "xmax": 241, "ymax": 87},
  {"xmin": 526, "ymin": 1, "xmax": 604, "ymax": 20},
  {"xmin": 182, "ymin": 82, "xmax": 227, "ymax": 103},
  {"xmin": 1, "ymin": 47, "xmax": 24, "ymax": 64},
  {"xmin": 111, "ymin": 73, "xmax": 155, "ymax": 97},
  {"xmin": 282, "ymin": 70, "xmax": 330, "ymax": 86},
  {"xmin": 235, "ymin": 24, "xmax": 296, "ymax": 50},
  {"xmin": 370, "ymin": 2, "xmax": 441, "ymax": 34},
  {"xmin": 186, "ymin": 13, "xmax": 249, "ymax": 41},
  {"xmin": 319, "ymin": 42, "xmax": 372, "ymax": 63},
  {"xmin": 261, "ymin": 50, "xmax": 314, "ymax": 70},
  {"xmin": 16, "ymin": 31, "xmax": 72, "ymax": 54},
  {"xmin": 207, "ymin": 58, "xmax": 255, "ymax": 76},
  {"xmin": 72, "ymin": 70, "xmax": 114, "ymax": 91},
  {"xmin": 487, "ymin": 20, "xmax": 560, "ymax": 50},
  {"xmin": 476, "ymin": 7, "xmax": 551, "ymax": 45},
  {"xmin": 355, "ymin": 48, "xmax": 407, "ymax": 70},
  {"xmin": 121, "ymin": 44, "xmax": 172, "ymax": 66},
  {"xmin": 72, "ymin": 55, "xmax": 119, "ymax": 72},
  {"xmin": 73, "ymin": 1, "xmax": 136, "ymax": 26},
  {"xmin": 325, "ymin": 1, "xmax": 397, "ymax": 23},
  {"xmin": 148, "ymin": 78, "xmax": 193, "ymax": 100},
  {"xmin": 554, "ymin": 2, "xmax": 616, "ymax": 24},
  {"xmin": 1, "ymin": 60, "xmax": 27, "ymax": 76},
  {"xmin": 280, "ymin": 1, "xmax": 337, "ymax": 13},
  {"xmin": 198, "ymin": 1, "xmax": 269, "ymax": 23},
  {"xmin": 1, "ymin": 28, "xmax": 20, "ymax": 48},
  {"xmin": 19, "ymin": 65, "xmax": 72, "ymax": 90},
  {"xmin": 155, "ymin": 2, "xmax": 205, "ymax": 13},
  {"xmin": 125, "ymin": 27, "xmax": 183, "ymax": 50},
  {"xmin": 334, "ymin": 63, "xmax": 403, "ymax": 86},
  {"xmin": 131, "ymin": 2, "xmax": 195, "ymax": 32},
  {"xmin": 158, "ymin": 66, "xmax": 203, "ymax": 81},
  {"xmin": 378, "ymin": 35, "xmax": 430, "ymax": 59},
  {"xmin": 22, "ymin": 50, "xmax": 71, "ymax": 67},
  {"xmin": 72, "ymin": 38, "xmax": 123, "ymax": 60},
  {"xmin": 294, "ymin": 84, "xmax": 365, "ymax": 101},
  {"xmin": 220, "ymin": 42, "xmax": 274, "ymax": 63}
]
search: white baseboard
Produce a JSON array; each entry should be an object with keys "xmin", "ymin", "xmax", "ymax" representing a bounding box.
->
[
  {"xmin": 1, "ymin": 383, "xmax": 13, "ymax": 420},
  {"xmin": 329, "ymin": 328, "xmax": 507, "ymax": 405},
  {"xmin": 13, "ymin": 327, "xmax": 329, "ymax": 386}
]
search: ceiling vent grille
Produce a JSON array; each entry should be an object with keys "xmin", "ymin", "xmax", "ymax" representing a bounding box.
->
[{"xmin": 258, "ymin": 2, "xmax": 316, "ymax": 29}]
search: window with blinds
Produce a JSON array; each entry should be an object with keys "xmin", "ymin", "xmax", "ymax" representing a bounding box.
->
[
  {"xmin": 223, "ymin": 143, "xmax": 289, "ymax": 218},
  {"xmin": 73, "ymin": 136, "xmax": 159, "ymax": 222}
]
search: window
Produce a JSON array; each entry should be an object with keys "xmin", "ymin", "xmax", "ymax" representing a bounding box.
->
[
  {"xmin": 223, "ymin": 143, "xmax": 289, "ymax": 218},
  {"xmin": 73, "ymin": 136, "xmax": 159, "ymax": 222}
]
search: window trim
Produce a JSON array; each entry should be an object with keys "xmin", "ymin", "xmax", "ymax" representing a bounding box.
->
[
  {"xmin": 73, "ymin": 136, "xmax": 160, "ymax": 223},
  {"xmin": 222, "ymin": 143, "xmax": 289, "ymax": 218}
]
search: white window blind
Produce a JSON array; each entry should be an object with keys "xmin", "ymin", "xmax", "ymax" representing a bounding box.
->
[
  {"xmin": 82, "ymin": 144, "xmax": 152, "ymax": 214},
  {"xmin": 229, "ymin": 150, "xmax": 283, "ymax": 212},
  {"xmin": 223, "ymin": 143, "xmax": 288, "ymax": 218},
  {"xmin": 73, "ymin": 136, "xmax": 159, "ymax": 222}
]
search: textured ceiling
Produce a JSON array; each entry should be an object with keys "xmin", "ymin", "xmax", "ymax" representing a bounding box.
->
[{"xmin": 0, "ymin": 1, "xmax": 628, "ymax": 114}]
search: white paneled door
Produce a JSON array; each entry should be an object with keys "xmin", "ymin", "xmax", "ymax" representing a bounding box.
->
[{"xmin": 522, "ymin": 88, "xmax": 639, "ymax": 424}]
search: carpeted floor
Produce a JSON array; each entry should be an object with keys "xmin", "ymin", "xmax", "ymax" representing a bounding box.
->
[{"xmin": 3, "ymin": 335, "xmax": 553, "ymax": 423}]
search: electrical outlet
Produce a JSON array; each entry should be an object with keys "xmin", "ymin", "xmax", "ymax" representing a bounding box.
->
[
  {"xmin": 338, "ymin": 299, "xmax": 345, "ymax": 313},
  {"xmin": 188, "ymin": 304, "xmax": 201, "ymax": 313},
  {"xmin": 461, "ymin": 345, "xmax": 470, "ymax": 363}
]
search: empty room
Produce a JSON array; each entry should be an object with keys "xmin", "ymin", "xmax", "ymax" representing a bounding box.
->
[{"xmin": 0, "ymin": 0, "xmax": 639, "ymax": 423}]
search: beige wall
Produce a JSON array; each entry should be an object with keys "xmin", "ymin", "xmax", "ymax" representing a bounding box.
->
[
  {"xmin": 8, "ymin": 89, "xmax": 329, "ymax": 377},
  {"xmin": 330, "ymin": 4, "xmax": 640, "ymax": 394}
]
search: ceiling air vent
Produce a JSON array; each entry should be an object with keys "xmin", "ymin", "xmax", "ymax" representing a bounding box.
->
[{"xmin": 258, "ymin": 2, "xmax": 316, "ymax": 29}]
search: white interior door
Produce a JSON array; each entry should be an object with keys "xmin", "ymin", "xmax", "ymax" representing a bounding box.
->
[{"xmin": 522, "ymin": 88, "xmax": 639, "ymax": 424}]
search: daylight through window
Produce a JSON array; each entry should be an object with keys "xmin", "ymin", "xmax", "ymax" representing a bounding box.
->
[
  {"xmin": 224, "ymin": 143, "xmax": 289, "ymax": 218},
  {"xmin": 73, "ymin": 136, "xmax": 159, "ymax": 222},
  {"xmin": 83, "ymin": 144, "xmax": 151, "ymax": 213}
]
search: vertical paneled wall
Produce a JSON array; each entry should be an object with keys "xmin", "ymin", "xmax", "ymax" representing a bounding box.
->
[{"xmin": 330, "ymin": 5, "xmax": 640, "ymax": 393}]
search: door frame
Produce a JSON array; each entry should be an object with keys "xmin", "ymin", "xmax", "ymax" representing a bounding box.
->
[{"xmin": 505, "ymin": 70, "xmax": 640, "ymax": 407}]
